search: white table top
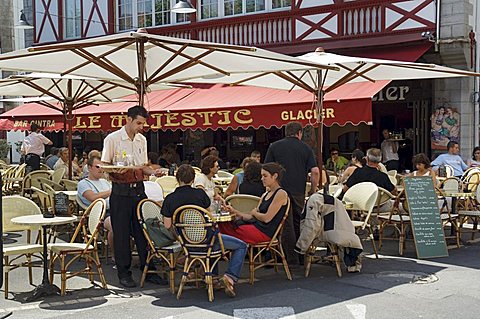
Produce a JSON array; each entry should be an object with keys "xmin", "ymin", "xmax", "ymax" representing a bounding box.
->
[{"xmin": 12, "ymin": 215, "xmax": 77, "ymax": 226}]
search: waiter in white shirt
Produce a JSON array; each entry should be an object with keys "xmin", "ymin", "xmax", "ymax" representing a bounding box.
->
[
  {"xmin": 21, "ymin": 123, "xmax": 52, "ymax": 173},
  {"xmin": 101, "ymin": 105, "xmax": 165, "ymax": 288},
  {"xmin": 380, "ymin": 129, "xmax": 400, "ymax": 172}
]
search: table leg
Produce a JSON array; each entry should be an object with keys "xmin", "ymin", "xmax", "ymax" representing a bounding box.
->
[
  {"xmin": 24, "ymin": 225, "xmax": 60, "ymax": 302},
  {"xmin": 450, "ymin": 197, "xmax": 457, "ymax": 237}
]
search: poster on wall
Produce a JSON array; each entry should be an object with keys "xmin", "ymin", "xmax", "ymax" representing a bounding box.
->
[{"xmin": 430, "ymin": 106, "xmax": 460, "ymax": 150}]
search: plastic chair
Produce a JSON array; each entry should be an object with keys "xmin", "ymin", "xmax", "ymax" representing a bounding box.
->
[
  {"xmin": 137, "ymin": 199, "xmax": 182, "ymax": 293},
  {"xmin": 2, "ymin": 196, "xmax": 43, "ymax": 298},
  {"xmin": 247, "ymin": 198, "xmax": 292, "ymax": 285},
  {"xmin": 343, "ymin": 182, "xmax": 379, "ymax": 258},
  {"xmin": 225, "ymin": 194, "xmax": 261, "ymax": 213},
  {"xmin": 48, "ymin": 198, "xmax": 108, "ymax": 296},
  {"xmin": 155, "ymin": 176, "xmax": 179, "ymax": 196},
  {"xmin": 216, "ymin": 170, "xmax": 234, "ymax": 179},
  {"xmin": 173, "ymin": 205, "xmax": 226, "ymax": 302}
]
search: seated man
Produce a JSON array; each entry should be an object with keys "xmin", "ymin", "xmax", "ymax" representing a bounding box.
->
[
  {"xmin": 77, "ymin": 155, "xmax": 114, "ymax": 261},
  {"xmin": 161, "ymin": 164, "xmax": 247, "ymax": 298},
  {"xmin": 295, "ymin": 193, "xmax": 363, "ymax": 272},
  {"xmin": 326, "ymin": 148, "xmax": 349, "ymax": 173},
  {"xmin": 343, "ymin": 148, "xmax": 397, "ymax": 195}
]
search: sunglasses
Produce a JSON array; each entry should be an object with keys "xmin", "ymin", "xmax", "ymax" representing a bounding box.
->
[{"xmin": 331, "ymin": 152, "xmax": 339, "ymax": 155}]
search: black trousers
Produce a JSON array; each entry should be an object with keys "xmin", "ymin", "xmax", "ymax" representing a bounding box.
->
[
  {"xmin": 110, "ymin": 182, "xmax": 149, "ymax": 280},
  {"xmin": 281, "ymin": 192, "xmax": 305, "ymax": 265},
  {"xmin": 385, "ymin": 160, "xmax": 400, "ymax": 172},
  {"xmin": 25, "ymin": 153, "xmax": 40, "ymax": 173}
]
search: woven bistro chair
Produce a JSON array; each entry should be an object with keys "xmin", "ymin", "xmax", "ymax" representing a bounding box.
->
[
  {"xmin": 1, "ymin": 166, "xmax": 16, "ymax": 195},
  {"xmin": 61, "ymin": 179, "xmax": 78, "ymax": 191},
  {"xmin": 225, "ymin": 194, "xmax": 261, "ymax": 213},
  {"xmin": 343, "ymin": 182, "xmax": 379, "ymax": 258},
  {"xmin": 2, "ymin": 196, "xmax": 43, "ymax": 298},
  {"xmin": 304, "ymin": 243, "xmax": 343, "ymax": 278},
  {"xmin": 37, "ymin": 176, "xmax": 64, "ymax": 191},
  {"xmin": 173, "ymin": 205, "xmax": 227, "ymax": 302},
  {"xmin": 51, "ymin": 167, "xmax": 66, "ymax": 184},
  {"xmin": 21, "ymin": 170, "xmax": 52, "ymax": 199},
  {"xmin": 137, "ymin": 199, "xmax": 182, "ymax": 293},
  {"xmin": 457, "ymin": 186, "xmax": 480, "ymax": 241},
  {"xmin": 48, "ymin": 198, "xmax": 108, "ymax": 296},
  {"xmin": 377, "ymin": 189, "xmax": 412, "ymax": 255},
  {"xmin": 155, "ymin": 176, "xmax": 179, "ymax": 196},
  {"xmin": 247, "ymin": 198, "xmax": 292, "ymax": 285}
]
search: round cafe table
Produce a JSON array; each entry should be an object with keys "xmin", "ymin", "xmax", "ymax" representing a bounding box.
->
[{"xmin": 11, "ymin": 215, "xmax": 77, "ymax": 301}]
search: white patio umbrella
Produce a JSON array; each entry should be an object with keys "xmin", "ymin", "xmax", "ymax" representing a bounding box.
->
[
  {"xmin": 0, "ymin": 73, "xmax": 185, "ymax": 179},
  {"xmin": 184, "ymin": 47, "xmax": 480, "ymax": 176},
  {"xmin": 0, "ymin": 30, "xmax": 336, "ymax": 106}
]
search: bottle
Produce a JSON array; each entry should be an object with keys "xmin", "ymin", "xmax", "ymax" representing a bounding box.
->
[{"xmin": 168, "ymin": 164, "xmax": 175, "ymax": 176}]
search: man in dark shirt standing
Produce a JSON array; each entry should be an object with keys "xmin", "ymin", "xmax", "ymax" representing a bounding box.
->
[
  {"xmin": 265, "ymin": 122, "xmax": 320, "ymax": 265},
  {"xmin": 344, "ymin": 148, "xmax": 397, "ymax": 195}
]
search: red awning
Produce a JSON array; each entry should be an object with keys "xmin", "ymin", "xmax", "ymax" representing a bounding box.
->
[
  {"xmin": 343, "ymin": 42, "xmax": 433, "ymax": 62},
  {"xmin": 0, "ymin": 81, "xmax": 389, "ymax": 132}
]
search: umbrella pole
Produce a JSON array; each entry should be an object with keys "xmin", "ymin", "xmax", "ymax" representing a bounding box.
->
[
  {"xmin": 66, "ymin": 80, "xmax": 73, "ymax": 180},
  {"xmin": 137, "ymin": 37, "xmax": 146, "ymax": 107},
  {"xmin": 316, "ymin": 70, "xmax": 325, "ymax": 190}
]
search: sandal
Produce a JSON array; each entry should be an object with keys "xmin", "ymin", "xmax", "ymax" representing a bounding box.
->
[{"xmin": 221, "ymin": 275, "xmax": 236, "ymax": 298}]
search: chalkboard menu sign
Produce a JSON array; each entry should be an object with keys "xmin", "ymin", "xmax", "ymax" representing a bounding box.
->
[
  {"xmin": 404, "ymin": 177, "xmax": 448, "ymax": 259},
  {"xmin": 54, "ymin": 192, "xmax": 72, "ymax": 216}
]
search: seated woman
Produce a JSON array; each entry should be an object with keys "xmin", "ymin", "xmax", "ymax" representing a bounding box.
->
[
  {"xmin": 409, "ymin": 153, "xmax": 437, "ymax": 185},
  {"xmin": 161, "ymin": 164, "xmax": 247, "ymax": 298},
  {"xmin": 224, "ymin": 157, "xmax": 256, "ymax": 197},
  {"xmin": 239, "ymin": 161, "xmax": 265, "ymax": 197},
  {"xmin": 147, "ymin": 151, "xmax": 161, "ymax": 170},
  {"xmin": 194, "ymin": 155, "xmax": 225, "ymax": 208},
  {"xmin": 221, "ymin": 162, "xmax": 288, "ymax": 244},
  {"xmin": 339, "ymin": 149, "xmax": 365, "ymax": 184}
]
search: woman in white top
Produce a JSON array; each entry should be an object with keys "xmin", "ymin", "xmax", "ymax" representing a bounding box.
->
[
  {"xmin": 408, "ymin": 153, "xmax": 437, "ymax": 186},
  {"xmin": 194, "ymin": 155, "xmax": 225, "ymax": 208},
  {"xmin": 467, "ymin": 146, "xmax": 480, "ymax": 167}
]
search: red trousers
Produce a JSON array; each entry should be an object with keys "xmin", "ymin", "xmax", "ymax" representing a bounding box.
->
[{"xmin": 219, "ymin": 222, "xmax": 271, "ymax": 244}]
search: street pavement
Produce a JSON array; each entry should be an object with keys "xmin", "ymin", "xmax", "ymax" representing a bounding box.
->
[{"xmin": 1, "ymin": 231, "xmax": 480, "ymax": 319}]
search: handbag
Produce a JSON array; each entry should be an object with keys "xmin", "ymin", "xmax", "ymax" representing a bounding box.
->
[{"xmin": 145, "ymin": 217, "xmax": 175, "ymax": 248}]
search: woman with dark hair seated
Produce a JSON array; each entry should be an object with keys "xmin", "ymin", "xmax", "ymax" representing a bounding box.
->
[
  {"xmin": 239, "ymin": 161, "xmax": 265, "ymax": 197},
  {"xmin": 161, "ymin": 164, "xmax": 246, "ymax": 297},
  {"xmin": 339, "ymin": 149, "xmax": 365, "ymax": 183},
  {"xmin": 221, "ymin": 162, "xmax": 289, "ymax": 244},
  {"xmin": 194, "ymin": 155, "xmax": 225, "ymax": 208}
]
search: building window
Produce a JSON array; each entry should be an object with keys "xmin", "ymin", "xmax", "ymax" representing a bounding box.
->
[
  {"xmin": 64, "ymin": 0, "xmax": 81, "ymax": 39},
  {"xmin": 224, "ymin": 0, "xmax": 242, "ymax": 16},
  {"xmin": 138, "ymin": 0, "xmax": 153, "ymax": 27},
  {"xmin": 272, "ymin": 0, "xmax": 291, "ymax": 9},
  {"xmin": 201, "ymin": 0, "xmax": 219, "ymax": 19},
  {"xmin": 118, "ymin": 0, "xmax": 134, "ymax": 31},
  {"xmin": 246, "ymin": 0, "xmax": 265, "ymax": 13},
  {"xmin": 154, "ymin": 0, "xmax": 171, "ymax": 26}
]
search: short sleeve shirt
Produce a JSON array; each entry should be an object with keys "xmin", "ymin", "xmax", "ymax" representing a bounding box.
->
[
  {"xmin": 161, "ymin": 185, "xmax": 210, "ymax": 219},
  {"xmin": 193, "ymin": 173, "xmax": 215, "ymax": 204},
  {"xmin": 265, "ymin": 137, "xmax": 317, "ymax": 195},
  {"xmin": 101, "ymin": 126, "xmax": 148, "ymax": 166},
  {"xmin": 346, "ymin": 165, "xmax": 395, "ymax": 192},
  {"xmin": 77, "ymin": 178, "xmax": 111, "ymax": 209},
  {"xmin": 21, "ymin": 132, "xmax": 50, "ymax": 156}
]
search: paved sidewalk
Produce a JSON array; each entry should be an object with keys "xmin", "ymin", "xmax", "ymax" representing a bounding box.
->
[{"xmin": 1, "ymin": 231, "xmax": 480, "ymax": 318}]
